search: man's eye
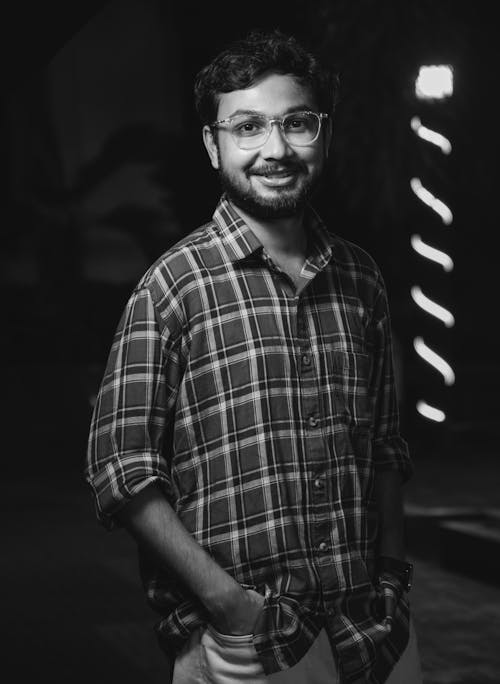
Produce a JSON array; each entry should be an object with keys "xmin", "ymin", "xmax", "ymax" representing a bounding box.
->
[
  {"xmin": 285, "ymin": 117, "xmax": 308, "ymax": 130},
  {"xmin": 234, "ymin": 119, "xmax": 266, "ymax": 136}
]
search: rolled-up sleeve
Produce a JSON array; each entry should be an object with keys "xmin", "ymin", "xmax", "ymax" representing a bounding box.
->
[
  {"xmin": 370, "ymin": 277, "xmax": 413, "ymax": 482},
  {"xmin": 85, "ymin": 284, "xmax": 182, "ymax": 529}
]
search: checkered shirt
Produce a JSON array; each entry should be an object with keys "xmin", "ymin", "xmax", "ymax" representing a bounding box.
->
[{"xmin": 86, "ymin": 195, "xmax": 413, "ymax": 683}]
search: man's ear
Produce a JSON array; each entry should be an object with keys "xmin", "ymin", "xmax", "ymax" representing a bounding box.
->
[{"xmin": 203, "ymin": 126, "xmax": 220, "ymax": 170}]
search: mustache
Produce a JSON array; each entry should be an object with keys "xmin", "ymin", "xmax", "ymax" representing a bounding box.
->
[{"xmin": 248, "ymin": 162, "xmax": 307, "ymax": 176}]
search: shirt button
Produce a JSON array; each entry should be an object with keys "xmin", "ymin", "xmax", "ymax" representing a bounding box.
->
[
  {"xmin": 302, "ymin": 354, "xmax": 311, "ymax": 366},
  {"xmin": 318, "ymin": 542, "xmax": 328, "ymax": 552},
  {"xmin": 314, "ymin": 478, "xmax": 324, "ymax": 490},
  {"xmin": 308, "ymin": 416, "xmax": 319, "ymax": 428}
]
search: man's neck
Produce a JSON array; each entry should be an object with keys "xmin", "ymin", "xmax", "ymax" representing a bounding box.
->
[{"xmin": 233, "ymin": 204, "xmax": 307, "ymax": 259}]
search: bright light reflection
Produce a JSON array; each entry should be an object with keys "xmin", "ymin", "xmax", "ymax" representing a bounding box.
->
[
  {"xmin": 410, "ymin": 235, "xmax": 454, "ymax": 272},
  {"xmin": 410, "ymin": 177, "xmax": 453, "ymax": 225},
  {"xmin": 414, "ymin": 336, "xmax": 455, "ymax": 386},
  {"xmin": 411, "ymin": 286, "xmax": 455, "ymax": 327},
  {"xmin": 416, "ymin": 400, "xmax": 446, "ymax": 422},
  {"xmin": 410, "ymin": 116, "xmax": 452, "ymax": 154},
  {"xmin": 415, "ymin": 65, "xmax": 453, "ymax": 99}
]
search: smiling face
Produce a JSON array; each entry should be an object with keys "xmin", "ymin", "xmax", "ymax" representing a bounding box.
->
[{"xmin": 203, "ymin": 72, "xmax": 331, "ymax": 219}]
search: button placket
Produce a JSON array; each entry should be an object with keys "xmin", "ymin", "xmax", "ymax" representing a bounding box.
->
[{"xmin": 295, "ymin": 293, "xmax": 333, "ymax": 567}]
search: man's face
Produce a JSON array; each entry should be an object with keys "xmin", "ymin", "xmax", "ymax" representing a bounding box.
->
[{"xmin": 203, "ymin": 72, "xmax": 331, "ymax": 219}]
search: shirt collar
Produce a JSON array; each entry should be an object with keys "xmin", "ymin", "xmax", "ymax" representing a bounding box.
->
[
  {"xmin": 212, "ymin": 195, "xmax": 263, "ymax": 262},
  {"xmin": 212, "ymin": 195, "xmax": 335, "ymax": 268}
]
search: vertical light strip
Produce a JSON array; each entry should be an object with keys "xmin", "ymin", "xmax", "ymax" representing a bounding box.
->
[{"xmin": 411, "ymin": 65, "xmax": 455, "ymax": 423}]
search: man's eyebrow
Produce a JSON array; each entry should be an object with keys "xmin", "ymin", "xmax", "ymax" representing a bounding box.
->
[
  {"xmin": 224, "ymin": 104, "xmax": 315, "ymax": 119},
  {"xmin": 223, "ymin": 109, "xmax": 263, "ymax": 119}
]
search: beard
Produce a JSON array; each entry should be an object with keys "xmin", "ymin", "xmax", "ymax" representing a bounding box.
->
[{"xmin": 216, "ymin": 157, "xmax": 323, "ymax": 220}]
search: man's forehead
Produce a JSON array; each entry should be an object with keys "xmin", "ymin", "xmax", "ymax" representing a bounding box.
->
[{"xmin": 215, "ymin": 72, "xmax": 317, "ymax": 120}]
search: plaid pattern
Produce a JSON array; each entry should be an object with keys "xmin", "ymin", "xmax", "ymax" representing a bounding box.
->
[{"xmin": 86, "ymin": 195, "xmax": 412, "ymax": 683}]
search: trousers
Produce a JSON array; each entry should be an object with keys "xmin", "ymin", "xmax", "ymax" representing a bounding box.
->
[{"xmin": 172, "ymin": 618, "xmax": 422, "ymax": 684}]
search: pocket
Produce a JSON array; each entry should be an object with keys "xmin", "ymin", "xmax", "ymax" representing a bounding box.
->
[
  {"xmin": 201, "ymin": 624, "xmax": 265, "ymax": 681},
  {"xmin": 206, "ymin": 624, "xmax": 254, "ymax": 644},
  {"xmin": 204, "ymin": 584, "xmax": 266, "ymax": 645},
  {"xmin": 330, "ymin": 350, "xmax": 373, "ymax": 426}
]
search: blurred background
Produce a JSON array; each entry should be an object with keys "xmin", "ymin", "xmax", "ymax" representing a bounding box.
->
[{"xmin": 1, "ymin": 1, "xmax": 499, "ymax": 682}]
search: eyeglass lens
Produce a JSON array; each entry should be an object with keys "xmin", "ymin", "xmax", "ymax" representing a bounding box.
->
[{"xmin": 229, "ymin": 112, "xmax": 321, "ymax": 149}]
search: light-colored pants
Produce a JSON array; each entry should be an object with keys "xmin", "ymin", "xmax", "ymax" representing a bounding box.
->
[{"xmin": 172, "ymin": 619, "xmax": 422, "ymax": 684}]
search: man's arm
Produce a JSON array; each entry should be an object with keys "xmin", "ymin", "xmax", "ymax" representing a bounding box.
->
[
  {"xmin": 370, "ymin": 276, "xmax": 412, "ymax": 554},
  {"xmin": 374, "ymin": 469, "xmax": 405, "ymax": 561},
  {"xmin": 369, "ymin": 276, "xmax": 413, "ymax": 626},
  {"xmin": 117, "ymin": 482, "xmax": 264, "ymax": 635},
  {"xmin": 373, "ymin": 469, "xmax": 411, "ymax": 627},
  {"xmin": 86, "ymin": 285, "xmax": 263, "ymax": 634}
]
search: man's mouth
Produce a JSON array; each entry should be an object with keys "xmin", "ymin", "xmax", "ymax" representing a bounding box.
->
[
  {"xmin": 257, "ymin": 174, "xmax": 296, "ymax": 187},
  {"xmin": 251, "ymin": 167, "xmax": 300, "ymax": 187}
]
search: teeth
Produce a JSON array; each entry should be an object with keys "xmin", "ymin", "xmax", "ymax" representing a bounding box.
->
[
  {"xmin": 257, "ymin": 173, "xmax": 296, "ymax": 187},
  {"xmin": 256, "ymin": 170, "xmax": 294, "ymax": 177}
]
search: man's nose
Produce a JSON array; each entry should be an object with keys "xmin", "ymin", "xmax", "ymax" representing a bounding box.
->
[{"xmin": 260, "ymin": 122, "xmax": 293, "ymax": 159}]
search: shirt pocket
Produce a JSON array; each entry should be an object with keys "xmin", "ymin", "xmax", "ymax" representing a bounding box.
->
[{"xmin": 330, "ymin": 349, "xmax": 373, "ymax": 427}]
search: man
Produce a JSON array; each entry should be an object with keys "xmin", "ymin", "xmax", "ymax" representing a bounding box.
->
[{"xmin": 85, "ymin": 30, "xmax": 421, "ymax": 684}]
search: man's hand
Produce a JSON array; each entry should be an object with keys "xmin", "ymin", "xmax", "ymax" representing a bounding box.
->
[
  {"xmin": 117, "ymin": 484, "xmax": 264, "ymax": 635},
  {"xmin": 210, "ymin": 587, "xmax": 265, "ymax": 636}
]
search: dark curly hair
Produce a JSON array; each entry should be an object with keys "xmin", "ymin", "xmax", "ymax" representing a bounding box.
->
[{"xmin": 194, "ymin": 29, "xmax": 339, "ymax": 125}]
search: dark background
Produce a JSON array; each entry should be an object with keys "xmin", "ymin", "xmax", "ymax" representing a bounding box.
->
[
  {"xmin": 1, "ymin": 1, "xmax": 499, "ymax": 682},
  {"xmin": 2, "ymin": 0, "xmax": 498, "ymax": 465}
]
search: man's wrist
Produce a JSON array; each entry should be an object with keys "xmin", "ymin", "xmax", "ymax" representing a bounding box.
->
[
  {"xmin": 201, "ymin": 574, "xmax": 246, "ymax": 619},
  {"xmin": 203, "ymin": 582, "xmax": 264, "ymax": 635}
]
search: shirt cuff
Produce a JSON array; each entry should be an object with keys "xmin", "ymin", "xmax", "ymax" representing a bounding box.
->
[{"xmin": 85, "ymin": 451, "xmax": 172, "ymax": 530}]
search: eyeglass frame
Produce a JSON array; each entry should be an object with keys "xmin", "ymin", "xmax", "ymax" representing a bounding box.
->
[{"xmin": 210, "ymin": 110, "xmax": 329, "ymax": 149}]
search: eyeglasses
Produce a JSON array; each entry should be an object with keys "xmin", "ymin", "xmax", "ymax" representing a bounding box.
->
[{"xmin": 211, "ymin": 110, "xmax": 329, "ymax": 150}]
